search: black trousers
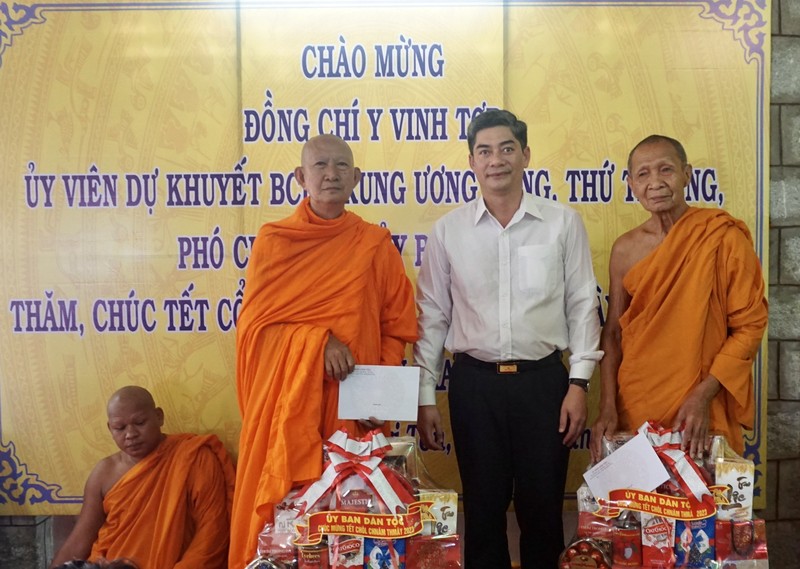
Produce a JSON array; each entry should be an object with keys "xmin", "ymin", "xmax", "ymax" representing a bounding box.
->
[{"xmin": 448, "ymin": 353, "xmax": 570, "ymax": 569}]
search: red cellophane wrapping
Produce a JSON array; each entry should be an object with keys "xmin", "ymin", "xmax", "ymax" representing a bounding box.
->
[{"xmin": 406, "ymin": 534, "xmax": 461, "ymax": 569}]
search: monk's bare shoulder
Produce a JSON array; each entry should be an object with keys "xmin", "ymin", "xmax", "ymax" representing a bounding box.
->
[
  {"xmin": 91, "ymin": 452, "xmax": 134, "ymax": 496},
  {"xmin": 610, "ymin": 226, "xmax": 644, "ymax": 276},
  {"xmin": 610, "ymin": 221, "xmax": 660, "ymax": 276}
]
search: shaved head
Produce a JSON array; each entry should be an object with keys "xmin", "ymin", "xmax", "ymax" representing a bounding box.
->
[
  {"xmin": 107, "ymin": 385, "xmax": 165, "ymax": 461},
  {"xmin": 295, "ymin": 134, "xmax": 361, "ymax": 219},
  {"xmin": 107, "ymin": 385, "xmax": 157, "ymax": 415},
  {"xmin": 301, "ymin": 134, "xmax": 354, "ymax": 167}
]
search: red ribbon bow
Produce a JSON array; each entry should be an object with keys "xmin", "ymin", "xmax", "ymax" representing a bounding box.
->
[
  {"xmin": 639, "ymin": 422, "xmax": 716, "ymax": 513},
  {"xmin": 297, "ymin": 429, "xmax": 415, "ymax": 516}
]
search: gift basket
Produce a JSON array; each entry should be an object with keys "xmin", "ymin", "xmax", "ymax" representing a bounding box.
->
[
  {"xmin": 561, "ymin": 422, "xmax": 769, "ymax": 569},
  {"xmin": 245, "ymin": 429, "xmax": 462, "ymax": 569}
]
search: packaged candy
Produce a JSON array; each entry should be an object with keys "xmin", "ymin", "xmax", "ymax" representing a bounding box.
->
[
  {"xmin": 675, "ymin": 516, "xmax": 715, "ymax": 567},
  {"xmin": 715, "ymin": 457, "xmax": 754, "ymax": 522},
  {"xmin": 640, "ymin": 512, "xmax": 675, "ymax": 568},
  {"xmin": 576, "ymin": 482, "xmax": 596, "ymax": 513},
  {"xmin": 417, "ymin": 489, "xmax": 458, "ymax": 536},
  {"xmin": 715, "ymin": 519, "xmax": 768, "ymax": 561},
  {"xmin": 576, "ymin": 511, "xmax": 614, "ymax": 542},
  {"xmin": 406, "ymin": 535, "xmax": 461, "ymax": 569},
  {"xmin": 256, "ymin": 522, "xmax": 295, "ymax": 565},
  {"xmin": 259, "ymin": 486, "xmax": 332, "ymax": 564},
  {"xmin": 559, "ymin": 538, "xmax": 612, "ymax": 569},
  {"xmin": 384, "ymin": 436, "xmax": 420, "ymax": 482},
  {"xmin": 329, "ymin": 535, "xmax": 364, "ymax": 568},
  {"xmin": 364, "ymin": 537, "xmax": 406, "ymax": 569},
  {"xmin": 576, "ymin": 483, "xmax": 614, "ymax": 542},
  {"xmin": 612, "ymin": 510, "xmax": 642, "ymax": 567},
  {"xmin": 333, "ymin": 475, "xmax": 382, "ymax": 514}
]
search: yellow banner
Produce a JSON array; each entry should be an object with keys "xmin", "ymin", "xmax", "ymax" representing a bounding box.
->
[{"xmin": 0, "ymin": 0, "xmax": 770, "ymax": 515}]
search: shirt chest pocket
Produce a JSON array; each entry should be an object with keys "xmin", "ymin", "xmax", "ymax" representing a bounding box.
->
[{"xmin": 517, "ymin": 244, "xmax": 560, "ymax": 293}]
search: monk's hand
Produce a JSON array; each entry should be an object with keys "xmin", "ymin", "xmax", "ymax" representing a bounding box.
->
[
  {"xmin": 417, "ymin": 405, "xmax": 444, "ymax": 451},
  {"xmin": 324, "ymin": 333, "xmax": 355, "ymax": 381},
  {"xmin": 358, "ymin": 416, "xmax": 385, "ymax": 430},
  {"xmin": 674, "ymin": 375, "xmax": 720, "ymax": 459},
  {"xmin": 590, "ymin": 406, "xmax": 618, "ymax": 464},
  {"xmin": 560, "ymin": 386, "xmax": 587, "ymax": 447}
]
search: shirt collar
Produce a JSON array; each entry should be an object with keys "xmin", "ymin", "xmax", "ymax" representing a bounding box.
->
[{"xmin": 473, "ymin": 192, "xmax": 544, "ymax": 226}]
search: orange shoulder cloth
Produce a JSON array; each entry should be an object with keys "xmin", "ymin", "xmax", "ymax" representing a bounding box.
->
[
  {"xmin": 91, "ymin": 433, "xmax": 236, "ymax": 569},
  {"xmin": 617, "ymin": 207, "xmax": 767, "ymax": 454},
  {"xmin": 230, "ymin": 198, "xmax": 416, "ymax": 569}
]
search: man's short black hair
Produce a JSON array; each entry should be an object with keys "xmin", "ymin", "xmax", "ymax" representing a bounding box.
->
[
  {"xmin": 627, "ymin": 134, "xmax": 688, "ymax": 171},
  {"xmin": 467, "ymin": 109, "xmax": 527, "ymax": 154}
]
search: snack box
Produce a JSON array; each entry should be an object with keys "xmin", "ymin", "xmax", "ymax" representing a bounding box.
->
[{"xmin": 417, "ymin": 489, "xmax": 458, "ymax": 536}]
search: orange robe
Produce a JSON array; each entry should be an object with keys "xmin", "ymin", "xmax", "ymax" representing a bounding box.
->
[
  {"xmin": 617, "ymin": 207, "xmax": 767, "ymax": 455},
  {"xmin": 90, "ymin": 433, "xmax": 236, "ymax": 569},
  {"xmin": 230, "ymin": 198, "xmax": 417, "ymax": 568}
]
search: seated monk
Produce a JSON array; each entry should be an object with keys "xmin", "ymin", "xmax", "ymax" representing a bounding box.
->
[{"xmin": 50, "ymin": 386, "xmax": 236, "ymax": 569}]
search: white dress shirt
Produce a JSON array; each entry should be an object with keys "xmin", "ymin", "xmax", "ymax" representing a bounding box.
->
[{"xmin": 414, "ymin": 193, "xmax": 603, "ymax": 406}]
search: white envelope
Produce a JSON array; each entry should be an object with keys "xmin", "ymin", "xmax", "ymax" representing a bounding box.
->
[
  {"xmin": 338, "ymin": 365, "xmax": 420, "ymax": 422},
  {"xmin": 583, "ymin": 432, "xmax": 670, "ymax": 501}
]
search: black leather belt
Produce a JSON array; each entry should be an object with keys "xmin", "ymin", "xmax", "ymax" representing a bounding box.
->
[{"xmin": 454, "ymin": 351, "xmax": 562, "ymax": 374}]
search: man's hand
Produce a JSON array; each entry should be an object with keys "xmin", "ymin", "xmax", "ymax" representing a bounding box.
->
[
  {"xmin": 324, "ymin": 333, "xmax": 355, "ymax": 381},
  {"xmin": 590, "ymin": 405, "xmax": 618, "ymax": 463},
  {"xmin": 417, "ymin": 405, "xmax": 444, "ymax": 451},
  {"xmin": 559, "ymin": 386, "xmax": 587, "ymax": 447}
]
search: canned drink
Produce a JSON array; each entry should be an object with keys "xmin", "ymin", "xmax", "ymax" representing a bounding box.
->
[{"xmin": 297, "ymin": 542, "xmax": 329, "ymax": 569}]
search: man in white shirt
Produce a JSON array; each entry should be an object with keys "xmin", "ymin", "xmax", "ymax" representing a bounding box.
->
[{"xmin": 414, "ymin": 109, "xmax": 602, "ymax": 568}]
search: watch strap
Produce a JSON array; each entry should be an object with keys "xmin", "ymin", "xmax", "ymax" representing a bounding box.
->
[{"xmin": 568, "ymin": 378, "xmax": 590, "ymax": 392}]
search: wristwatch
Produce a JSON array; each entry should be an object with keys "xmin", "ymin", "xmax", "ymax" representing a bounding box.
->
[{"xmin": 568, "ymin": 378, "xmax": 590, "ymax": 392}]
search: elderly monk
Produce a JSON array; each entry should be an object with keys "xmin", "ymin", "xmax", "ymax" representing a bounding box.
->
[
  {"xmin": 230, "ymin": 134, "xmax": 417, "ymax": 568},
  {"xmin": 591, "ymin": 135, "xmax": 768, "ymax": 461},
  {"xmin": 50, "ymin": 386, "xmax": 236, "ymax": 569}
]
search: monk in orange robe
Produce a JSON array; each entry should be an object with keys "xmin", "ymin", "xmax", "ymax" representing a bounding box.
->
[
  {"xmin": 50, "ymin": 386, "xmax": 236, "ymax": 569},
  {"xmin": 230, "ymin": 134, "xmax": 418, "ymax": 569},
  {"xmin": 591, "ymin": 135, "xmax": 767, "ymax": 461}
]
